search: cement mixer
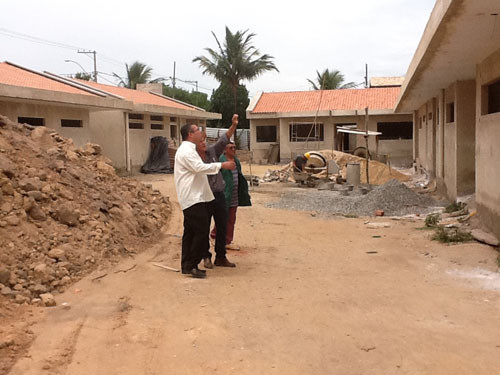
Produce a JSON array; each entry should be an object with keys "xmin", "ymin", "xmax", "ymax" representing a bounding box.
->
[{"xmin": 293, "ymin": 151, "xmax": 327, "ymax": 184}]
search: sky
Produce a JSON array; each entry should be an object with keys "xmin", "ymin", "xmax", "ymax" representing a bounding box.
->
[{"xmin": 1, "ymin": 0, "xmax": 436, "ymax": 98}]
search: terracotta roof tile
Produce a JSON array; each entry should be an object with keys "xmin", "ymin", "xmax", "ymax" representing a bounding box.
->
[
  {"xmin": 0, "ymin": 62, "xmax": 96, "ymax": 96},
  {"xmin": 79, "ymin": 80, "xmax": 197, "ymax": 111},
  {"xmin": 252, "ymin": 87, "xmax": 400, "ymax": 113}
]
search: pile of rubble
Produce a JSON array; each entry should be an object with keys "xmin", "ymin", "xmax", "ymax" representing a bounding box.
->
[{"xmin": 0, "ymin": 115, "xmax": 171, "ymax": 306}]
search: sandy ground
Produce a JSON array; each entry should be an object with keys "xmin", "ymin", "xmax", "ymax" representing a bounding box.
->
[{"xmin": 8, "ymin": 168, "xmax": 500, "ymax": 375}]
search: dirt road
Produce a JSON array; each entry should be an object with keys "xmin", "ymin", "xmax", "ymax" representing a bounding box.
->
[{"xmin": 9, "ymin": 173, "xmax": 500, "ymax": 374}]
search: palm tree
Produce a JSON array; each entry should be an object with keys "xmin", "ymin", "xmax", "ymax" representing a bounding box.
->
[
  {"xmin": 307, "ymin": 69, "xmax": 357, "ymax": 90},
  {"xmin": 113, "ymin": 61, "xmax": 153, "ymax": 89},
  {"xmin": 193, "ymin": 26, "xmax": 279, "ymax": 111}
]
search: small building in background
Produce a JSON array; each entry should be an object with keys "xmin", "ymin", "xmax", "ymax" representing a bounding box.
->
[
  {"xmin": 247, "ymin": 85, "xmax": 413, "ymax": 166},
  {"xmin": 0, "ymin": 62, "xmax": 220, "ymax": 172}
]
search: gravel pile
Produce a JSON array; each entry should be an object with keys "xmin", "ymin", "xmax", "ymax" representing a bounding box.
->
[{"xmin": 267, "ymin": 179, "xmax": 440, "ymax": 217}]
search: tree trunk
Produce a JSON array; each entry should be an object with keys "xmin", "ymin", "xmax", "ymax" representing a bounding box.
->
[{"xmin": 232, "ymin": 83, "xmax": 238, "ymax": 113}]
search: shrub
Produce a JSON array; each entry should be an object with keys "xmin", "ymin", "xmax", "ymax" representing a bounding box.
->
[
  {"xmin": 425, "ymin": 213, "xmax": 441, "ymax": 227},
  {"xmin": 432, "ymin": 226, "xmax": 473, "ymax": 243}
]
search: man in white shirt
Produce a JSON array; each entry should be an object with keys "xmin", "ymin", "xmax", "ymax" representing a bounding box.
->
[{"xmin": 174, "ymin": 123, "xmax": 235, "ymax": 278}]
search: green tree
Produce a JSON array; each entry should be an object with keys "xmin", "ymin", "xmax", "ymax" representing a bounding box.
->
[
  {"xmin": 162, "ymin": 85, "xmax": 210, "ymax": 111},
  {"xmin": 193, "ymin": 26, "xmax": 278, "ymax": 111},
  {"xmin": 113, "ymin": 61, "xmax": 153, "ymax": 89},
  {"xmin": 209, "ymin": 81, "xmax": 250, "ymax": 129},
  {"xmin": 74, "ymin": 72, "xmax": 92, "ymax": 81},
  {"xmin": 307, "ymin": 69, "xmax": 357, "ymax": 90}
]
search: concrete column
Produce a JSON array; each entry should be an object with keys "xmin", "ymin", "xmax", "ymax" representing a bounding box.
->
[
  {"xmin": 124, "ymin": 112, "xmax": 131, "ymax": 173},
  {"xmin": 455, "ymin": 80, "xmax": 476, "ymax": 196},
  {"xmin": 279, "ymin": 118, "xmax": 289, "ymax": 161},
  {"xmin": 412, "ymin": 110, "xmax": 418, "ymax": 164},
  {"xmin": 438, "ymin": 89, "xmax": 445, "ymax": 179}
]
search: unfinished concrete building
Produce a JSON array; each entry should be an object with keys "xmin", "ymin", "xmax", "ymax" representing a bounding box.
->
[
  {"xmin": 395, "ymin": 0, "xmax": 500, "ymax": 237},
  {"xmin": 247, "ymin": 87, "xmax": 413, "ymax": 166},
  {"xmin": 0, "ymin": 62, "xmax": 220, "ymax": 172}
]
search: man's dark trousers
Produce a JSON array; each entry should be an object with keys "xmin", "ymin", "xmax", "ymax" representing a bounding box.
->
[
  {"xmin": 182, "ymin": 202, "xmax": 210, "ymax": 272},
  {"xmin": 206, "ymin": 191, "xmax": 227, "ymax": 260}
]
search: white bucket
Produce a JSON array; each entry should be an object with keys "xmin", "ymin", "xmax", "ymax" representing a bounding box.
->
[{"xmin": 346, "ymin": 163, "xmax": 361, "ymax": 186}]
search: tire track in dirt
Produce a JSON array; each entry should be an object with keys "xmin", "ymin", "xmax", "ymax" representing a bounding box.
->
[{"xmin": 41, "ymin": 317, "xmax": 87, "ymax": 374}]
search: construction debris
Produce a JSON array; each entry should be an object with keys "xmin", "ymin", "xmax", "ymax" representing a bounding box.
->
[{"xmin": 263, "ymin": 149, "xmax": 410, "ymax": 187}]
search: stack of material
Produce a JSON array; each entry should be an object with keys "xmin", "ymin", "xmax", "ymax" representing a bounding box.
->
[
  {"xmin": 0, "ymin": 115, "xmax": 171, "ymax": 306},
  {"xmin": 141, "ymin": 136, "xmax": 173, "ymax": 174},
  {"xmin": 317, "ymin": 150, "xmax": 410, "ymax": 185}
]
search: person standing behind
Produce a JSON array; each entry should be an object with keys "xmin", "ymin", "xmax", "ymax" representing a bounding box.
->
[
  {"xmin": 211, "ymin": 141, "xmax": 251, "ymax": 250},
  {"xmin": 196, "ymin": 114, "xmax": 239, "ymax": 269},
  {"xmin": 174, "ymin": 123, "xmax": 235, "ymax": 278}
]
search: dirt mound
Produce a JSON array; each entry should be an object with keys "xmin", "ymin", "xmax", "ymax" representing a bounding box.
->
[
  {"xmin": 319, "ymin": 150, "xmax": 410, "ymax": 185},
  {"xmin": 0, "ymin": 114, "xmax": 171, "ymax": 305}
]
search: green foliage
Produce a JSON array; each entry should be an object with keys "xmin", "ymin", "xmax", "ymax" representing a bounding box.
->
[
  {"xmin": 431, "ymin": 226, "xmax": 474, "ymax": 243},
  {"xmin": 425, "ymin": 213, "xmax": 441, "ymax": 228},
  {"xmin": 307, "ymin": 69, "xmax": 357, "ymax": 90},
  {"xmin": 208, "ymin": 82, "xmax": 250, "ymax": 129},
  {"xmin": 445, "ymin": 201, "xmax": 466, "ymax": 213},
  {"xmin": 162, "ymin": 86, "xmax": 210, "ymax": 110},
  {"xmin": 113, "ymin": 61, "xmax": 153, "ymax": 89},
  {"xmin": 74, "ymin": 72, "xmax": 92, "ymax": 81},
  {"xmin": 193, "ymin": 26, "xmax": 278, "ymax": 110}
]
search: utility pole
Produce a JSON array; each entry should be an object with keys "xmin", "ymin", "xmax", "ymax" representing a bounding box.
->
[
  {"xmin": 78, "ymin": 50, "xmax": 97, "ymax": 82},
  {"xmin": 364, "ymin": 63, "xmax": 368, "ymax": 88},
  {"xmin": 364, "ymin": 107, "xmax": 370, "ymax": 185},
  {"xmin": 171, "ymin": 61, "xmax": 176, "ymax": 98}
]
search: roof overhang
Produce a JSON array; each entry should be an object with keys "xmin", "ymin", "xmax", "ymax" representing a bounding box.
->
[
  {"xmin": 248, "ymin": 108, "xmax": 397, "ymax": 119},
  {"xmin": 337, "ymin": 127, "xmax": 382, "ymax": 136},
  {"xmin": 0, "ymin": 83, "xmax": 133, "ymax": 111},
  {"xmin": 130, "ymin": 102, "xmax": 221, "ymax": 119},
  {"xmin": 396, "ymin": 0, "xmax": 500, "ymax": 112}
]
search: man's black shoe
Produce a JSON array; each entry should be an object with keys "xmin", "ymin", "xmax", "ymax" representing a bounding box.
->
[
  {"xmin": 182, "ymin": 268, "xmax": 206, "ymax": 278},
  {"xmin": 214, "ymin": 257, "xmax": 236, "ymax": 267}
]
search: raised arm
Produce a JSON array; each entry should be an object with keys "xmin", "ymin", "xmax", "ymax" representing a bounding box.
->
[
  {"xmin": 225, "ymin": 114, "xmax": 238, "ymax": 140},
  {"xmin": 211, "ymin": 114, "xmax": 239, "ymax": 157}
]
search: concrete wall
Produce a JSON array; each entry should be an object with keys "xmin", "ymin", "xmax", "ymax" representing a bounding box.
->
[
  {"xmin": 415, "ymin": 100, "xmax": 437, "ymax": 177},
  {"xmin": 378, "ymin": 139, "xmax": 413, "ymax": 167},
  {"xmin": 88, "ymin": 111, "xmax": 127, "ymax": 170},
  {"xmin": 91, "ymin": 111, "xmax": 178, "ymax": 171},
  {"xmin": 476, "ymin": 47, "xmax": 500, "ymax": 238},
  {"xmin": 0, "ymin": 101, "xmax": 91, "ymax": 146},
  {"xmin": 249, "ymin": 118, "xmax": 280, "ymax": 161},
  {"xmin": 413, "ymin": 80, "xmax": 476, "ymax": 201},
  {"xmin": 250, "ymin": 113, "xmax": 412, "ymax": 164}
]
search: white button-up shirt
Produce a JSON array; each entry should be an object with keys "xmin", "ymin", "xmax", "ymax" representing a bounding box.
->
[{"xmin": 174, "ymin": 140, "xmax": 222, "ymax": 210}]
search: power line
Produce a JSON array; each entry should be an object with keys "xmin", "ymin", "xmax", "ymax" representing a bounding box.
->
[
  {"xmin": 0, "ymin": 27, "xmax": 83, "ymax": 50},
  {"xmin": 0, "ymin": 27, "xmax": 216, "ymax": 92}
]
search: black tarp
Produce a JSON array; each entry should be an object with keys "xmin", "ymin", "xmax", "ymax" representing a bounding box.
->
[{"xmin": 141, "ymin": 136, "xmax": 173, "ymax": 174}]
